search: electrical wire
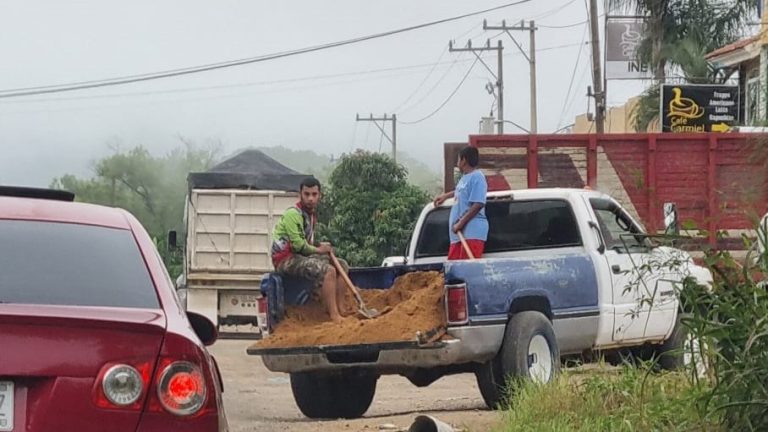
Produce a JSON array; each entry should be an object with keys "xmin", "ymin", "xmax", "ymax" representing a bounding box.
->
[
  {"xmin": 0, "ymin": 0, "xmax": 534, "ymax": 99},
  {"xmin": 540, "ymin": 19, "xmax": 589, "ymax": 28},
  {"xmin": 399, "ymin": 54, "xmax": 465, "ymax": 114},
  {"xmin": 390, "ymin": 22, "xmax": 480, "ymax": 113},
  {"xmin": 1, "ymin": 42, "xmax": 589, "ymax": 112},
  {"xmin": 557, "ymin": 23, "xmax": 589, "ymax": 129},
  {"xmin": 400, "ymin": 57, "xmax": 479, "ymax": 125}
]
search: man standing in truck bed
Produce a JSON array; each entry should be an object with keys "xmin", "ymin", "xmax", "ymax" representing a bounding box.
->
[
  {"xmin": 271, "ymin": 177, "xmax": 349, "ymax": 323},
  {"xmin": 433, "ymin": 146, "xmax": 488, "ymax": 259}
]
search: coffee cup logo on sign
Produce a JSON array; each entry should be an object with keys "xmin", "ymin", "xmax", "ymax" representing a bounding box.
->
[{"xmin": 667, "ymin": 87, "xmax": 705, "ymax": 132}]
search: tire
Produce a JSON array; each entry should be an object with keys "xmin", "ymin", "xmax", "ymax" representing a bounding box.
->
[
  {"xmin": 475, "ymin": 311, "xmax": 560, "ymax": 409},
  {"xmin": 290, "ymin": 370, "xmax": 378, "ymax": 419},
  {"xmin": 656, "ymin": 314, "xmax": 686, "ymax": 370},
  {"xmin": 656, "ymin": 313, "xmax": 707, "ymax": 376}
]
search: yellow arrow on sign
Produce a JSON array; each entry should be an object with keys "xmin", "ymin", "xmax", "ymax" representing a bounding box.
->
[{"xmin": 711, "ymin": 122, "xmax": 731, "ymax": 133}]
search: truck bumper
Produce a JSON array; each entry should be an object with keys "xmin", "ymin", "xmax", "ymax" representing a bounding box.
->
[{"xmin": 253, "ymin": 325, "xmax": 505, "ymax": 373}]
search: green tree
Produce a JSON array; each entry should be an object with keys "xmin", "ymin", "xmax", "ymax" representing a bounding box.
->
[
  {"xmin": 608, "ymin": 0, "xmax": 757, "ymax": 130},
  {"xmin": 51, "ymin": 140, "xmax": 219, "ymax": 277},
  {"xmin": 320, "ymin": 151, "xmax": 429, "ymax": 267}
]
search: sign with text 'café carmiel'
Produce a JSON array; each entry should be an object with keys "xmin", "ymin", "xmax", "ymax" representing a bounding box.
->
[{"xmin": 660, "ymin": 84, "xmax": 739, "ymax": 133}]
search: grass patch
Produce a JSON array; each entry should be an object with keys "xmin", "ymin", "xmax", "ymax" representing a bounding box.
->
[{"xmin": 496, "ymin": 365, "xmax": 720, "ymax": 432}]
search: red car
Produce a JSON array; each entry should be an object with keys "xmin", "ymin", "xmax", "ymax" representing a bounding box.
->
[{"xmin": 0, "ymin": 187, "xmax": 228, "ymax": 432}]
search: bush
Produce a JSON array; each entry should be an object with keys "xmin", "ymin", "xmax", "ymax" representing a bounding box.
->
[{"xmin": 497, "ymin": 366, "xmax": 717, "ymax": 432}]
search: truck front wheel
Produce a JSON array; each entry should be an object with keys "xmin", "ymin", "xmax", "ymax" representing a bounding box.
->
[
  {"xmin": 475, "ymin": 311, "xmax": 560, "ymax": 409},
  {"xmin": 290, "ymin": 370, "xmax": 378, "ymax": 419}
]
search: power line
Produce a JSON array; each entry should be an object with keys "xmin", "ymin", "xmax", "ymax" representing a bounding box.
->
[
  {"xmin": 1, "ymin": 42, "xmax": 588, "ymax": 110},
  {"xmin": 557, "ymin": 23, "xmax": 589, "ymax": 129},
  {"xmin": 399, "ymin": 54, "xmax": 465, "ymax": 114},
  {"xmin": 540, "ymin": 19, "xmax": 588, "ymax": 28},
  {"xmin": 390, "ymin": 22, "xmax": 481, "ymax": 113},
  {"xmin": 400, "ymin": 57, "xmax": 479, "ymax": 125},
  {"xmin": 0, "ymin": 0, "xmax": 533, "ymax": 99},
  {"xmin": 530, "ymin": 0, "xmax": 578, "ymax": 20}
]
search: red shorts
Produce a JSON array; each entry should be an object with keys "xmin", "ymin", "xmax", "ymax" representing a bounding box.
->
[{"xmin": 448, "ymin": 240, "xmax": 485, "ymax": 260}]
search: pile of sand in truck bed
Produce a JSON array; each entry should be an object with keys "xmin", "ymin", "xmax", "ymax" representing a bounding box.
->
[{"xmin": 255, "ymin": 271, "xmax": 446, "ymax": 348}]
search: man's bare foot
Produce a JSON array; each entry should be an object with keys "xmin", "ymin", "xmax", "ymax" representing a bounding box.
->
[{"xmin": 330, "ymin": 313, "xmax": 344, "ymax": 324}]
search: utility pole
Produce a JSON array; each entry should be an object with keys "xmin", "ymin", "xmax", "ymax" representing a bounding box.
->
[
  {"xmin": 484, "ymin": 19, "xmax": 537, "ymax": 133},
  {"xmin": 449, "ymin": 39, "xmax": 504, "ymax": 134},
  {"xmin": 588, "ymin": 0, "xmax": 605, "ymax": 133},
  {"xmin": 355, "ymin": 113, "xmax": 397, "ymax": 162}
]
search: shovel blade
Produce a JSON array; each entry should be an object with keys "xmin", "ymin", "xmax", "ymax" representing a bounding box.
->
[{"xmin": 357, "ymin": 307, "xmax": 380, "ymax": 319}]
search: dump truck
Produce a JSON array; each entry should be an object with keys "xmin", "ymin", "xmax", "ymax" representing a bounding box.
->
[{"xmin": 173, "ymin": 149, "xmax": 309, "ymax": 337}]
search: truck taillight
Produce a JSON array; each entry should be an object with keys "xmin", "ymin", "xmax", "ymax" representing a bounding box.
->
[
  {"xmin": 446, "ymin": 282, "xmax": 469, "ymax": 325},
  {"xmin": 257, "ymin": 296, "xmax": 268, "ymax": 314}
]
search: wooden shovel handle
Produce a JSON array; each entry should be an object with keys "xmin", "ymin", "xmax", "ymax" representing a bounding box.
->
[
  {"xmin": 456, "ymin": 231, "xmax": 476, "ymax": 260},
  {"xmin": 329, "ymin": 251, "xmax": 361, "ymax": 298}
]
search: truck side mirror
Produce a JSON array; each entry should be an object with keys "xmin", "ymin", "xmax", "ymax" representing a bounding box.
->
[
  {"xmin": 663, "ymin": 203, "xmax": 679, "ymax": 236},
  {"xmin": 168, "ymin": 230, "xmax": 178, "ymax": 251}
]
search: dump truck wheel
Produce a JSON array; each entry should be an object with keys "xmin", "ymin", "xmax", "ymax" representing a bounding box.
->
[
  {"xmin": 290, "ymin": 370, "xmax": 377, "ymax": 419},
  {"xmin": 476, "ymin": 311, "xmax": 560, "ymax": 409}
]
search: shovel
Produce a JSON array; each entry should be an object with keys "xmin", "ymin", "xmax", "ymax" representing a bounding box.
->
[
  {"xmin": 329, "ymin": 252, "xmax": 380, "ymax": 319},
  {"xmin": 456, "ymin": 231, "xmax": 476, "ymax": 260}
]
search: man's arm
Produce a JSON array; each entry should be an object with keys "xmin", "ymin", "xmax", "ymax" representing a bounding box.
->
[
  {"xmin": 453, "ymin": 203, "xmax": 484, "ymax": 233},
  {"xmin": 281, "ymin": 210, "xmax": 319, "ymax": 255}
]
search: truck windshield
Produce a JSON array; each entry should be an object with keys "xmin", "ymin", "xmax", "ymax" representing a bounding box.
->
[
  {"xmin": 0, "ymin": 220, "xmax": 160, "ymax": 308},
  {"xmin": 415, "ymin": 199, "xmax": 582, "ymax": 258}
]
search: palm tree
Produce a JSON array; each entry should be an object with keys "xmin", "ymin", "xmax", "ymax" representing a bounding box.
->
[{"xmin": 607, "ymin": 0, "xmax": 757, "ymax": 130}]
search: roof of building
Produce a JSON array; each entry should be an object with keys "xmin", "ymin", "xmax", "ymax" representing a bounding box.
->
[{"xmin": 705, "ymin": 35, "xmax": 760, "ymax": 61}]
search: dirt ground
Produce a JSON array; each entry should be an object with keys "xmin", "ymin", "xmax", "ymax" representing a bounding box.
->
[{"xmin": 209, "ymin": 340, "xmax": 501, "ymax": 432}]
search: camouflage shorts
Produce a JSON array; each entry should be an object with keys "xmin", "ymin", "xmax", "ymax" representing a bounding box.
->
[{"xmin": 276, "ymin": 254, "xmax": 349, "ymax": 287}]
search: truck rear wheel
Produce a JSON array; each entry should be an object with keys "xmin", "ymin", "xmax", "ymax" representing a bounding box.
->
[
  {"xmin": 290, "ymin": 370, "xmax": 378, "ymax": 419},
  {"xmin": 475, "ymin": 311, "xmax": 560, "ymax": 409}
]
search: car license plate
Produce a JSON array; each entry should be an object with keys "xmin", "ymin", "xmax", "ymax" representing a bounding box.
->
[{"xmin": 0, "ymin": 381, "xmax": 13, "ymax": 431}]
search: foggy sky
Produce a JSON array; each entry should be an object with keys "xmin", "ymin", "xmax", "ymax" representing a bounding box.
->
[{"xmin": 0, "ymin": 0, "xmax": 645, "ymax": 187}]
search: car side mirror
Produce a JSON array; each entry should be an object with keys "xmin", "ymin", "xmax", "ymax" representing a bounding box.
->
[
  {"xmin": 187, "ymin": 311, "xmax": 218, "ymax": 346},
  {"xmin": 663, "ymin": 202, "xmax": 679, "ymax": 236},
  {"xmin": 168, "ymin": 230, "xmax": 178, "ymax": 251}
]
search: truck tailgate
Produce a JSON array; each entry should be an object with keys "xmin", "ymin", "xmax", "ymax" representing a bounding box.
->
[{"xmin": 248, "ymin": 340, "xmax": 446, "ymax": 357}]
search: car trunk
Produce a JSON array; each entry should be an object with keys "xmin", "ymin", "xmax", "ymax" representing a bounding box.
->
[{"xmin": 0, "ymin": 305, "xmax": 166, "ymax": 432}]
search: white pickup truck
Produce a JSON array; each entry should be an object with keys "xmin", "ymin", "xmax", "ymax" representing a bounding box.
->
[{"xmin": 250, "ymin": 188, "xmax": 712, "ymax": 418}]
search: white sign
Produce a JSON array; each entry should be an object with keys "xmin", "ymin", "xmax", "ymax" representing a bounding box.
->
[
  {"xmin": 605, "ymin": 18, "xmax": 653, "ymax": 80},
  {"xmin": 0, "ymin": 381, "xmax": 13, "ymax": 432}
]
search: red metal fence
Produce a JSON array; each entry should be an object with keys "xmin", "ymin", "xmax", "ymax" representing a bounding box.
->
[{"xmin": 443, "ymin": 133, "xmax": 768, "ymax": 245}]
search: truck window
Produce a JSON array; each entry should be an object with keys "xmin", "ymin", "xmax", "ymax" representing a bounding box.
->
[
  {"xmin": 589, "ymin": 199, "xmax": 647, "ymax": 251},
  {"xmin": 0, "ymin": 220, "xmax": 160, "ymax": 309},
  {"xmin": 415, "ymin": 199, "xmax": 582, "ymax": 258}
]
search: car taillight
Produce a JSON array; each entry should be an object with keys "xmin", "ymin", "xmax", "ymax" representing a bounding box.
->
[
  {"xmin": 93, "ymin": 362, "xmax": 151, "ymax": 410},
  {"xmin": 156, "ymin": 361, "xmax": 207, "ymax": 416},
  {"xmin": 446, "ymin": 282, "xmax": 469, "ymax": 325},
  {"xmin": 257, "ymin": 296, "xmax": 268, "ymax": 314}
]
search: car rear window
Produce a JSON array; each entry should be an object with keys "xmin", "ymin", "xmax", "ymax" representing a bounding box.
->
[
  {"xmin": 0, "ymin": 220, "xmax": 160, "ymax": 308},
  {"xmin": 415, "ymin": 199, "xmax": 582, "ymax": 258}
]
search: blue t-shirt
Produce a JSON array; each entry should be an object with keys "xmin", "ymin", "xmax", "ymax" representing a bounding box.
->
[{"xmin": 448, "ymin": 169, "xmax": 489, "ymax": 243}]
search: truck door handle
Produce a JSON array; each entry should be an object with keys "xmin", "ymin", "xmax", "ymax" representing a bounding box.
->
[{"xmin": 611, "ymin": 264, "xmax": 622, "ymax": 274}]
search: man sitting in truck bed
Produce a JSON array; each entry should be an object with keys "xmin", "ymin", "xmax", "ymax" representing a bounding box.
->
[{"xmin": 271, "ymin": 177, "xmax": 349, "ymax": 323}]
